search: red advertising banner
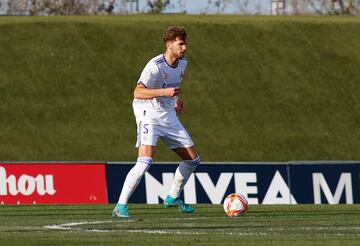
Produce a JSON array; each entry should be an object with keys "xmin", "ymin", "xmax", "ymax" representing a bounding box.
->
[{"xmin": 0, "ymin": 163, "xmax": 107, "ymax": 204}]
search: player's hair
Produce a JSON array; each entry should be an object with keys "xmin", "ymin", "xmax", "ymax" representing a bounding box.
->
[{"xmin": 163, "ymin": 26, "xmax": 187, "ymax": 44}]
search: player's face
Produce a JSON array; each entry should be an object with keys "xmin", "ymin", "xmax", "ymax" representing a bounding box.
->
[{"xmin": 168, "ymin": 37, "xmax": 187, "ymax": 59}]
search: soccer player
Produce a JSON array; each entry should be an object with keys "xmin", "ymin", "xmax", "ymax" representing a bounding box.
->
[{"xmin": 112, "ymin": 26, "xmax": 200, "ymax": 218}]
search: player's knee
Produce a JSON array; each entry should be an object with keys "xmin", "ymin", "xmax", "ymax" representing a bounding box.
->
[
  {"xmin": 184, "ymin": 155, "xmax": 200, "ymax": 167},
  {"xmin": 193, "ymin": 155, "xmax": 200, "ymax": 165}
]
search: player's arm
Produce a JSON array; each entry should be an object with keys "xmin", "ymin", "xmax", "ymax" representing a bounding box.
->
[
  {"xmin": 134, "ymin": 83, "xmax": 181, "ymax": 99},
  {"xmin": 175, "ymin": 96, "xmax": 184, "ymax": 115}
]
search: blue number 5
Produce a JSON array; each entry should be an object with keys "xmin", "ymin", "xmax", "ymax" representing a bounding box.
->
[{"xmin": 143, "ymin": 124, "xmax": 149, "ymax": 134}]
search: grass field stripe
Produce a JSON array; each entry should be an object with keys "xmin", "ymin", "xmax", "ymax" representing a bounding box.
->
[
  {"xmin": 172, "ymin": 217, "xmax": 221, "ymax": 220},
  {"xmin": 266, "ymin": 226, "xmax": 360, "ymax": 231},
  {"xmin": 0, "ymin": 226, "xmax": 46, "ymax": 231}
]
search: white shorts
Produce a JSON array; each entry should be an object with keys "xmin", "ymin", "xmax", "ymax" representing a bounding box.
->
[{"xmin": 135, "ymin": 118, "xmax": 194, "ymax": 149}]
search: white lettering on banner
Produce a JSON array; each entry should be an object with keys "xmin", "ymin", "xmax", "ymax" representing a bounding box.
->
[
  {"xmin": 0, "ymin": 167, "xmax": 56, "ymax": 196},
  {"xmin": 18, "ymin": 175, "xmax": 36, "ymax": 195},
  {"xmin": 144, "ymin": 172, "xmax": 234, "ymax": 204},
  {"xmin": 262, "ymin": 171, "xmax": 297, "ymax": 204},
  {"xmin": 313, "ymin": 173, "xmax": 353, "ymax": 204},
  {"xmin": 36, "ymin": 175, "xmax": 56, "ymax": 196},
  {"xmin": 195, "ymin": 173, "xmax": 233, "ymax": 204},
  {"xmin": 234, "ymin": 173, "xmax": 259, "ymax": 204},
  {"xmin": 144, "ymin": 171, "xmax": 296, "ymax": 204},
  {"xmin": 144, "ymin": 172, "xmax": 173, "ymax": 204},
  {"xmin": 183, "ymin": 174, "xmax": 196, "ymax": 204},
  {"xmin": 6, "ymin": 175, "xmax": 18, "ymax": 195}
]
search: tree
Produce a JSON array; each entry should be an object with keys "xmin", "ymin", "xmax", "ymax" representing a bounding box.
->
[
  {"xmin": 203, "ymin": 0, "xmax": 232, "ymax": 14},
  {"xmin": 27, "ymin": 0, "xmax": 118, "ymax": 15},
  {"xmin": 147, "ymin": 0, "xmax": 170, "ymax": 13},
  {"xmin": 295, "ymin": 0, "xmax": 359, "ymax": 15}
]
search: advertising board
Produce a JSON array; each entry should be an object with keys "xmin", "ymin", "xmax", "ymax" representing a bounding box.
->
[{"xmin": 0, "ymin": 163, "xmax": 107, "ymax": 204}]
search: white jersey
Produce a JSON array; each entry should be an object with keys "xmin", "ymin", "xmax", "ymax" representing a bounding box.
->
[{"xmin": 133, "ymin": 54, "xmax": 187, "ymax": 124}]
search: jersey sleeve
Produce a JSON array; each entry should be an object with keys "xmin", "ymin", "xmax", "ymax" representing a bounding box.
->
[{"xmin": 138, "ymin": 62, "xmax": 160, "ymax": 88}]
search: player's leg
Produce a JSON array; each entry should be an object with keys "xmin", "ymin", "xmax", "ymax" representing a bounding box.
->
[
  {"xmin": 113, "ymin": 120, "xmax": 158, "ymax": 218},
  {"xmin": 118, "ymin": 145, "xmax": 155, "ymax": 203},
  {"xmin": 157, "ymin": 119, "xmax": 200, "ymax": 213},
  {"xmin": 113, "ymin": 145, "xmax": 155, "ymax": 218},
  {"xmin": 168, "ymin": 146, "xmax": 200, "ymax": 198},
  {"xmin": 163, "ymin": 146, "xmax": 200, "ymax": 213}
]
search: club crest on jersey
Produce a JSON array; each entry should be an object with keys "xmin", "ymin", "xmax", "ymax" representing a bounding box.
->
[
  {"xmin": 163, "ymin": 72, "xmax": 168, "ymax": 80},
  {"xmin": 180, "ymin": 71, "xmax": 184, "ymax": 78}
]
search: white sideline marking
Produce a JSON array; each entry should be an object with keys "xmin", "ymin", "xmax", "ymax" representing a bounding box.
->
[
  {"xmin": 128, "ymin": 229, "xmax": 187, "ymax": 234},
  {"xmin": 44, "ymin": 220, "xmax": 360, "ymax": 236},
  {"xmin": 44, "ymin": 221, "xmax": 268, "ymax": 236},
  {"xmin": 128, "ymin": 229, "xmax": 267, "ymax": 236},
  {"xmin": 44, "ymin": 217, "xmax": 214, "ymax": 232},
  {"xmin": 44, "ymin": 221, "xmax": 116, "ymax": 232}
]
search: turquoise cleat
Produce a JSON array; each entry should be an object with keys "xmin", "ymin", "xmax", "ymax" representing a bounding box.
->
[
  {"xmin": 112, "ymin": 204, "xmax": 130, "ymax": 218},
  {"xmin": 163, "ymin": 195, "xmax": 194, "ymax": 213}
]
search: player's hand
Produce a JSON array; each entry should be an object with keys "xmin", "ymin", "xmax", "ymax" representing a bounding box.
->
[
  {"xmin": 175, "ymin": 97, "xmax": 184, "ymax": 116},
  {"xmin": 163, "ymin": 87, "xmax": 181, "ymax": 97}
]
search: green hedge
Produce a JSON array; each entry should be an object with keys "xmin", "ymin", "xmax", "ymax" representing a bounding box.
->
[{"xmin": 1, "ymin": 15, "xmax": 359, "ymax": 161}]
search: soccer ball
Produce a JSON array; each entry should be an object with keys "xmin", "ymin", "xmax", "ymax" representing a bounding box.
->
[{"xmin": 223, "ymin": 193, "xmax": 248, "ymax": 217}]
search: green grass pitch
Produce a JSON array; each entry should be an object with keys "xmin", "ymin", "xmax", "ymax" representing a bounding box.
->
[{"xmin": 0, "ymin": 204, "xmax": 359, "ymax": 245}]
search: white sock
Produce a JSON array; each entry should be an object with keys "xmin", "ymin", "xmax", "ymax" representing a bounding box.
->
[
  {"xmin": 118, "ymin": 157, "xmax": 152, "ymax": 204},
  {"xmin": 168, "ymin": 156, "xmax": 200, "ymax": 199}
]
